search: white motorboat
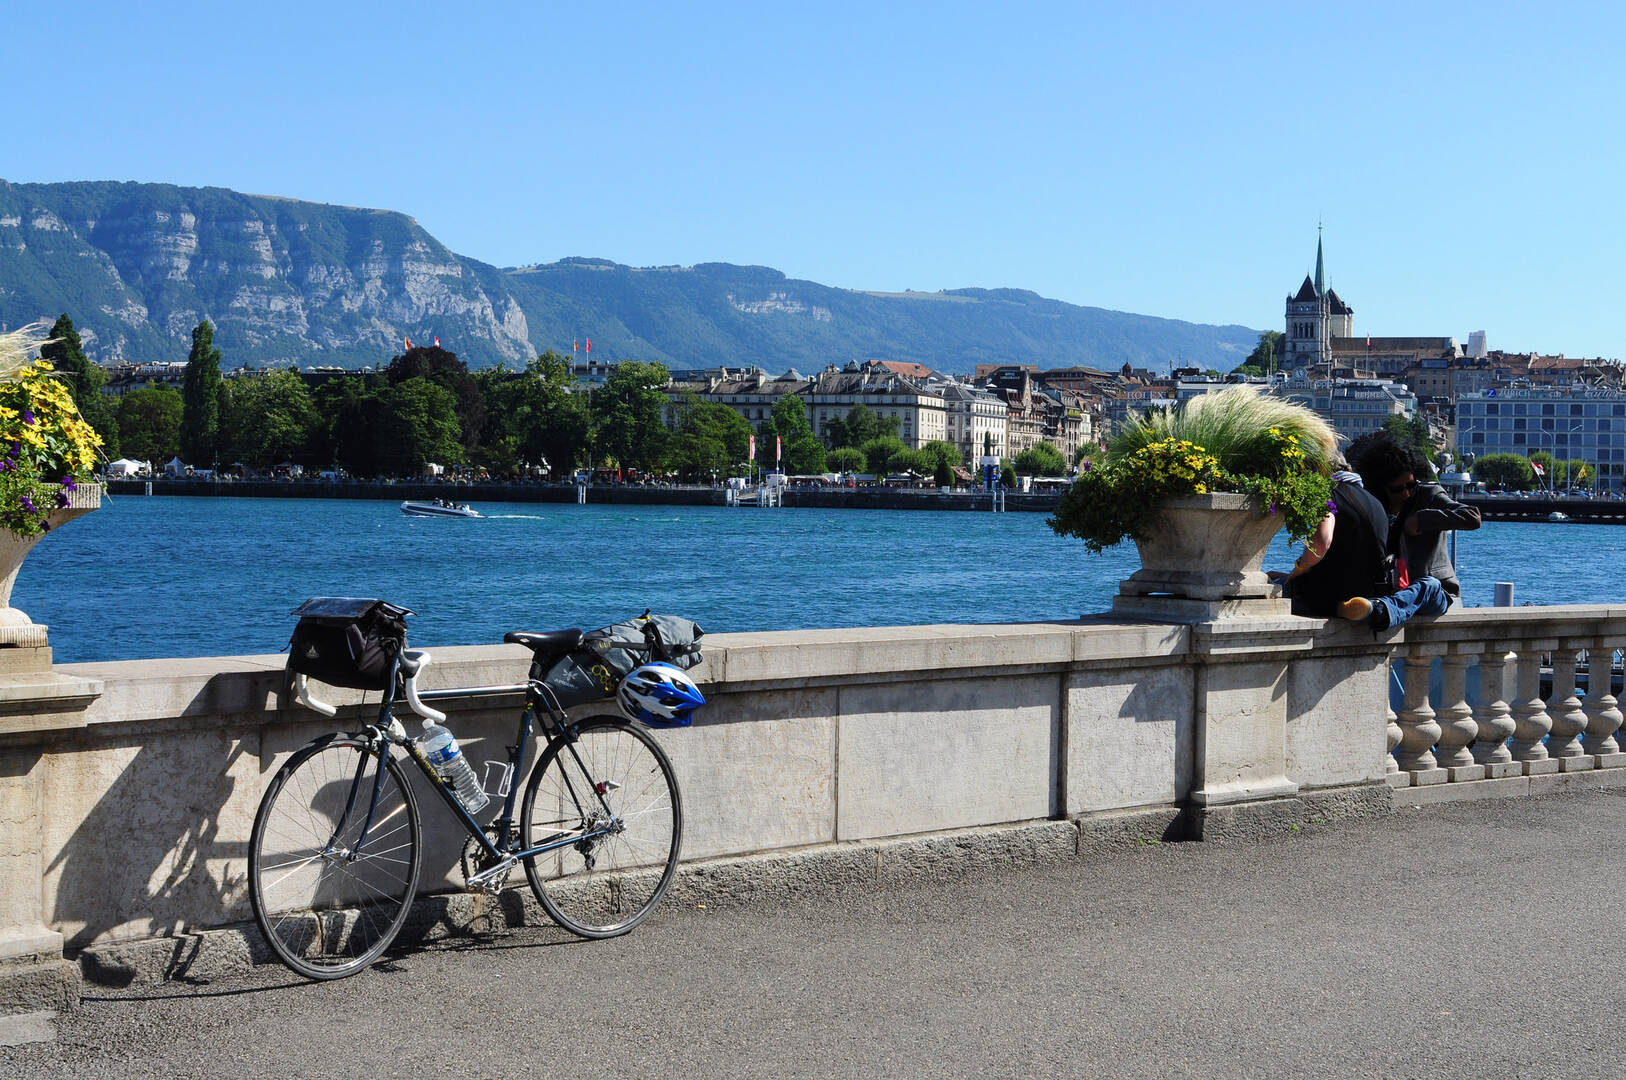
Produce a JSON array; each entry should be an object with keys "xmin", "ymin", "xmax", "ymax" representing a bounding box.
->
[
  {"xmin": 401, "ymin": 499, "xmax": 483, "ymax": 519},
  {"xmin": 1547, "ymin": 511, "xmax": 1570, "ymax": 523}
]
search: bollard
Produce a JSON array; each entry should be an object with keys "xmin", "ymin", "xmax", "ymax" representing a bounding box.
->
[{"xmin": 1494, "ymin": 582, "xmax": 1515, "ymax": 607}]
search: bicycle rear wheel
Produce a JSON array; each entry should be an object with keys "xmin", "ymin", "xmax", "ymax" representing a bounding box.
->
[
  {"xmin": 249, "ymin": 734, "xmax": 422, "ymax": 979},
  {"xmin": 520, "ymin": 717, "xmax": 682, "ymax": 938}
]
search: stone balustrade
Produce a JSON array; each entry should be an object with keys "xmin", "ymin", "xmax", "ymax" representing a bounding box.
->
[
  {"xmin": 1383, "ymin": 606, "xmax": 1626, "ymax": 802},
  {"xmin": 4, "ymin": 603, "xmax": 1624, "ymax": 1010}
]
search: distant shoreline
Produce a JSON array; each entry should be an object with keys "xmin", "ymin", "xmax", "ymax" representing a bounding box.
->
[{"xmin": 101, "ymin": 479, "xmax": 1626, "ymax": 523}]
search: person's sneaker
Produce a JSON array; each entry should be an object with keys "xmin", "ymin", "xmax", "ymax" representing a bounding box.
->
[{"xmin": 1338, "ymin": 597, "xmax": 1373, "ymax": 622}]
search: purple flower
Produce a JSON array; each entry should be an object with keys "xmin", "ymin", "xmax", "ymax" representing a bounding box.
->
[
  {"xmin": 61, "ymin": 476, "xmax": 76, "ymax": 491},
  {"xmin": 1083, "ymin": 461, "xmax": 1093, "ymax": 472},
  {"xmin": 40, "ymin": 519, "xmax": 50, "ymax": 533},
  {"xmin": 21, "ymin": 409, "xmax": 34, "ymax": 426},
  {"xmin": 0, "ymin": 460, "xmax": 9, "ymax": 474},
  {"xmin": 20, "ymin": 496, "xmax": 36, "ymax": 514},
  {"xmin": 1269, "ymin": 503, "xmax": 1278, "ymax": 515},
  {"xmin": 8, "ymin": 442, "xmax": 18, "ymax": 460},
  {"xmin": 1326, "ymin": 499, "xmax": 1338, "ymax": 513},
  {"xmin": 55, "ymin": 489, "xmax": 69, "ymax": 508}
]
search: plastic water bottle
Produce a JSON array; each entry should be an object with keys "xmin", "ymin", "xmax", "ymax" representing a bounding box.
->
[{"xmin": 418, "ymin": 722, "xmax": 489, "ymax": 814}]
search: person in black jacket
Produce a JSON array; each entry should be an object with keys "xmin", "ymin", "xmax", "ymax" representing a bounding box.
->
[
  {"xmin": 1277, "ymin": 461, "xmax": 1390, "ymax": 619},
  {"xmin": 1348, "ymin": 430, "xmax": 1481, "ymax": 601}
]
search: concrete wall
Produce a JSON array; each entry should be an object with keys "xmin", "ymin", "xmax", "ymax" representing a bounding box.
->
[{"xmin": 0, "ymin": 614, "xmax": 1411, "ymax": 986}]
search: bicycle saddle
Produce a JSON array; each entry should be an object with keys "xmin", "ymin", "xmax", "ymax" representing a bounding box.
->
[{"xmin": 504, "ymin": 629, "xmax": 583, "ymax": 659}]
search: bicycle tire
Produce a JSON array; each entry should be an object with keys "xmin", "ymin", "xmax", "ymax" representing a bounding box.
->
[
  {"xmin": 520, "ymin": 716, "xmax": 682, "ymax": 938},
  {"xmin": 249, "ymin": 733, "xmax": 422, "ymax": 980}
]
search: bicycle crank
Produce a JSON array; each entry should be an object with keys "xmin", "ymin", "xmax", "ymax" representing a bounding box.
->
[{"xmin": 461, "ymin": 827, "xmax": 519, "ymax": 895}]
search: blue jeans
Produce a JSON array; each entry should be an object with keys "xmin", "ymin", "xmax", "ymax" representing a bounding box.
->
[{"xmin": 1374, "ymin": 576, "xmax": 1451, "ymax": 629}]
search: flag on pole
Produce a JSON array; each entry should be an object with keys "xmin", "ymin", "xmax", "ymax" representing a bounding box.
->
[
  {"xmin": 586, "ymin": 338, "xmax": 592, "ymax": 354},
  {"xmin": 405, "ymin": 336, "xmax": 413, "ymax": 350},
  {"xmin": 573, "ymin": 339, "xmax": 578, "ymax": 353},
  {"xmin": 1532, "ymin": 462, "xmax": 1546, "ymax": 476},
  {"xmin": 433, "ymin": 336, "xmax": 441, "ymax": 348},
  {"xmin": 749, "ymin": 435, "xmax": 756, "ymax": 461},
  {"xmin": 776, "ymin": 435, "xmax": 782, "ymax": 464}
]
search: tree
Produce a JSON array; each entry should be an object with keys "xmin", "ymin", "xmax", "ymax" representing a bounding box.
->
[
  {"xmin": 827, "ymin": 447, "xmax": 866, "ymax": 474},
  {"xmin": 666, "ymin": 396, "xmax": 753, "ymax": 481},
  {"xmin": 311, "ymin": 377, "xmax": 390, "ymax": 477},
  {"xmin": 179, "ymin": 319, "xmax": 222, "ymax": 465},
  {"xmin": 919, "ymin": 440, "xmax": 962, "ymax": 471},
  {"xmin": 933, "ymin": 458, "xmax": 954, "ymax": 488},
  {"xmin": 781, "ymin": 432, "xmax": 828, "ymax": 475},
  {"xmin": 387, "ymin": 345, "xmax": 486, "ymax": 455},
  {"xmin": 1000, "ymin": 460, "xmax": 1017, "ymax": 489},
  {"xmin": 1239, "ymin": 331, "xmax": 1282, "ymax": 375},
  {"xmin": 116, "ymin": 387, "xmax": 183, "ymax": 462},
  {"xmin": 1382, "ymin": 413, "xmax": 1437, "ymax": 466},
  {"xmin": 824, "ymin": 403, "xmax": 898, "ymax": 448},
  {"xmin": 1014, "ymin": 442, "xmax": 1067, "ymax": 476},
  {"xmin": 1471, "ymin": 453, "xmax": 1533, "ymax": 491},
  {"xmin": 589, "ymin": 361, "xmax": 670, "ymax": 472},
  {"xmin": 381, "ymin": 378, "xmax": 463, "ymax": 475},
  {"xmin": 478, "ymin": 351, "xmax": 591, "ymax": 477},
  {"xmin": 41, "ymin": 313, "xmax": 119, "ymax": 457},
  {"xmin": 219, "ymin": 369, "xmax": 319, "ymax": 469},
  {"xmin": 859, "ymin": 435, "xmax": 910, "ymax": 475}
]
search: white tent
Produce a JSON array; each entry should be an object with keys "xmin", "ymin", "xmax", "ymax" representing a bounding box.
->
[
  {"xmin": 164, "ymin": 456, "xmax": 187, "ymax": 477},
  {"xmin": 105, "ymin": 458, "xmax": 146, "ymax": 478}
]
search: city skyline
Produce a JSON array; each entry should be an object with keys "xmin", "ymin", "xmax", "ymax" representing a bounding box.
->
[{"xmin": 5, "ymin": 1, "xmax": 1622, "ymax": 359}]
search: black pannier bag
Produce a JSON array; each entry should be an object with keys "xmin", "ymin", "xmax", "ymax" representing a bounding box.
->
[
  {"xmin": 541, "ymin": 612, "xmax": 703, "ymax": 709},
  {"xmin": 287, "ymin": 597, "xmax": 414, "ymax": 691}
]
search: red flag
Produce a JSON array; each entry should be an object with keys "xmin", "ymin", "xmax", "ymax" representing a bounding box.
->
[
  {"xmin": 586, "ymin": 338, "xmax": 592, "ymax": 354},
  {"xmin": 1366, "ymin": 333, "xmax": 1371, "ymax": 348},
  {"xmin": 749, "ymin": 435, "xmax": 756, "ymax": 461},
  {"xmin": 776, "ymin": 435, "xmax": 782, "ymax": 463},
  {"xmin": 433, "ymin": 336, "xmax": 441, "ymax": 348},
  {"xmin": 1532, "ymin": 462, "xmax": 1546, "ymax": 476},
  {"xmin": 405, "ymin": 336, "xmax": 413, "ymax": 350},
  {"xmin": 573, "ymin": 339, "xmax": 578, "ymax": 353}
]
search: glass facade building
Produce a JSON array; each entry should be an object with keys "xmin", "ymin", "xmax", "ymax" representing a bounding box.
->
[{"xmin": 1456, "ymin": 390, "xmax": 1626, "ymax": 491}]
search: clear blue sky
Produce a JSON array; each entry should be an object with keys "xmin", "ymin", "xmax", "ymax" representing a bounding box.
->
[{"xmin": 9, "ymin": 1, "xmax": 1623, "ymax": 358}]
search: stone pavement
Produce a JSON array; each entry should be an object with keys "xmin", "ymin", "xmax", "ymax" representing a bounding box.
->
[{"xmin": 6, "ymin": 787, "xmax": 1626, "ymax": 1080}]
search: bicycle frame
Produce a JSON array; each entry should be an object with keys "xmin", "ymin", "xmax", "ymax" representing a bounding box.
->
[{"xmin": 337, "ymin": 654, "xmax": 621, "ymax": 870}]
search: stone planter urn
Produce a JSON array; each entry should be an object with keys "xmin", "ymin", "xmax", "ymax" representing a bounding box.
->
[
  {"xmin": 0, "ymin": 482, "xmax": 102, "ymax": 654},
  {"xmin": 1113, "ymin": 493, "xmax": 1287, "ymax": 618}
]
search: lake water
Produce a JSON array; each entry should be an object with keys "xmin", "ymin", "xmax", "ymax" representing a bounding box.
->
[{"xmin": 17, "ymin": 494, "xmax": 1626, "ymax": 664}]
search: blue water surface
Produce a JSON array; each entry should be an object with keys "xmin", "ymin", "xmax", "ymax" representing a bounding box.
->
[{"xmin": 16, "ymin": 494, "xmax": 1626, "ymax": 663}]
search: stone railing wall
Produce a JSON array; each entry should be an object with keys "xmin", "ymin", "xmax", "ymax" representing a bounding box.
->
[{"xmin": 4, "ymin": 604, "xmax": 1624, "ymax": 1008}]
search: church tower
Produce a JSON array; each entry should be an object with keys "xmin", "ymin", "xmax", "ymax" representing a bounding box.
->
[{"xmin": 1283, "ymin": 231, "xmax": 1351, "ymax": 371}]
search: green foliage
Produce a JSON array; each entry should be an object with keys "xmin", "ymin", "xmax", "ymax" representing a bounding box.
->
[
  {"xmin": 1382, "ymin": 413, "xmax": 1437, "ymax": 465},
  {"xmin": 179, "ymin": 319, "xmax": 222, "ymax": 464},
  {"xmin": 41, "ymin": 314, "xmax": 119, "ymax": 458},
  {"xmin": 919, "ymin": 440, "xmax": 962, "ymax": 470},
  {"xmin": 827, "ymin": 446, "xmax": 865, "ymax": 474},
  {"xmin": 781, "ymin": 431, "xmax": 828, "ymax": 475},
  {"xmin": 1049, "ymin": 387, "xmax": 1335, "ymax": 553},
  {"xmin": 1240, "ymin": 330, "xmax": 1282, "ymax": 375},
  {"xmin": 0, "ymin": 325, "xmax": 103, "ymax": 536},
  {"xmin": 1014, "ymin": 442, "xmax": 1066, "ymax": 476},
  {"xmin": 859, "ymin": 435, "xmax": 910, "ymax": 475},
  {"xmin": 1000, "ymin": 460, "xmax": 1016, "ymax": 489},
  {"xmin": 1473, "ymin": 452, "xmax": 1534, "ymax": 491},
  {"xmin": 381, "ymin": 378, "xmax": 463, "ymax": 474},
  {"xmin": 476, "ymin": 351, "xmax": 590, "ymax": 476},
  {"xmin": 666, "ymin": 395, "xmax": 753, "ymax": 480},
  {"xmin": 220, "ymin": 370, "xmax": 319, "ymax": 469},
  {"xmin": 387, "ymin": 345, "xmax": 485, "ymax": 453},
  {"xmin": 824, "ymin": 404, "xmax": 899, "ymax": 448},
  {"xmin": 933, "ymin": 458, "xmax": 954, "ymax": 487},
  {"xmin": 116, "ymin": 387, "xmax": 182, "ymax": 462},
  {"xmin": 589, "ymin": 361, "xmax": 670, "ymax": 472}
]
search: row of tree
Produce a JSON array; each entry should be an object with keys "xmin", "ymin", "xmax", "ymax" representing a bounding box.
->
[{"xmin": 49, "ymin": 314, "xmax": 1075, "ymax": 482}]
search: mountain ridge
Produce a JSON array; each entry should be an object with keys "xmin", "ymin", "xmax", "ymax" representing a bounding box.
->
[{"xmin": 0, "ymin": 180, "xmax": 1263, "ymax": 374}]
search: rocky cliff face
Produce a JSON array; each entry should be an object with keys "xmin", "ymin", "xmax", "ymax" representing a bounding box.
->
[{"xmin": 0, "ymin": 181, "xmax": 535, "ymax": 368}]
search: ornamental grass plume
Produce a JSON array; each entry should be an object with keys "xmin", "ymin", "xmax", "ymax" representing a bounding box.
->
[
  {"xmin": 0, "ymin": 320, "xmax": 103, "ymax": 537},
  {"xmin": 1048, "ymin": 386, "xmax": 1336, "ymax": 553}
]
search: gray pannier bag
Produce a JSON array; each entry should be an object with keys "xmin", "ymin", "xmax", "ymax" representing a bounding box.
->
[{"xmin": 540, "ymin": 611, "xmax": 704, "ymax": 709}]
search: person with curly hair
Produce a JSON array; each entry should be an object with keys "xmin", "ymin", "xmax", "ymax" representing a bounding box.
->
[{"xmin": 1338, "ymin": 429, "xmax": 1481, "ymax": 629}]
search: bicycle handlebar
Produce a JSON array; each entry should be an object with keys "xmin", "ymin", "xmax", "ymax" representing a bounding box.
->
[{"xmin": 290, "ymin": 648, "xmax": 447, "ymax": 724}]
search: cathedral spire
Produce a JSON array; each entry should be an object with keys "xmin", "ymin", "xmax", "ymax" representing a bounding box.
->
[{"xmin": 1314, "ymin": 225, "xmax": 1325, "ymax": 296}]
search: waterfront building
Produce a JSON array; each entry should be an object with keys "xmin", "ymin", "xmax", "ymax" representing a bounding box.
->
[
  {"xmin": 801, "ymin": 361, "xmax": 948, "ymax": 450},
  {"xmin": 939, "ymin": 381, "xmax": 1009, "ymax": 460},
  {"xmin": 1279, "ymin": 378, "xmax": 1417, "ymax": 442},
  {"xmin": 1455, "ymin": 388, "xmax": 1626, "ymax": 491},
  {"xmin": 667, "ymin": 367, "xmax": 813, "ymax": 428}
]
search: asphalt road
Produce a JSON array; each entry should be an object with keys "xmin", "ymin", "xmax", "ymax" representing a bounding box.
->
[{"xmin": 7, "ymin": 788, "xmax": 1626, "ymax": 1080}]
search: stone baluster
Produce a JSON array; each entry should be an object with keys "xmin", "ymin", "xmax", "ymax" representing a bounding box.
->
[
  {"xmin": 1385, "ymin": 704, "xmax": 1404, "ymax": 787},
  {"xmin": 1582, "ymin": 640, "xmax": 1625, "ymax": 767},
  {"xmin": 1434, "ymin": 648, "xmax": 1484, "ymax": 781},
  {"xmin": 1472, "ymin": 646, "xmax": 1522, "ymax": 779},
  {"xmin": 1394, "ymin": 645, "xmax": 1446, "ymax": 785},
  {"xmin": 1509, "ymin": 638, "xmax": 1559, "ymax": 774},
  {"xmin": 1546, "ymin": 640, "xmax": 1594, "ymax": 771}
]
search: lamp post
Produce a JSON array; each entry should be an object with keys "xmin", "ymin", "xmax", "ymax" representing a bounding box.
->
[{"xmin": 1533, "ymin": 423, "xmax": 1583, "ymax": 493}]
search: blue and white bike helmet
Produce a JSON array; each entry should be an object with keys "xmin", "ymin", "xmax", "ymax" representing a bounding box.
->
[{"xmin": 617, "ymin": 662, "xmax": 706, "ymax": 727}]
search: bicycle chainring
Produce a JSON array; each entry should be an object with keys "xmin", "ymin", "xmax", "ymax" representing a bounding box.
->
[{"xmin": 462, "ymin": 826, "xmax": 519, "ymax": 894}]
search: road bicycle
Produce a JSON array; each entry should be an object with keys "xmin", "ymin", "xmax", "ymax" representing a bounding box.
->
[{"xmin": 248, "ymin": 628, "xmax": 690, "ymax": 980}]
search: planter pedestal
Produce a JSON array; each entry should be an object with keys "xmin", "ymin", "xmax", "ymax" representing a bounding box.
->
[{"xmin": 1111, "ymin": 493, "xmax": 1291, "ymax": 622}]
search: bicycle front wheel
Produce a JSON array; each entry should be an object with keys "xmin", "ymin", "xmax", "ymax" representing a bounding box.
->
[
  {"xmin": 521, "ymin": 717, "xmax": 682, "ymax": 938},
  {"xmin": 249, "ymin": 734, "xmax": 422, "ymax": 980}
]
